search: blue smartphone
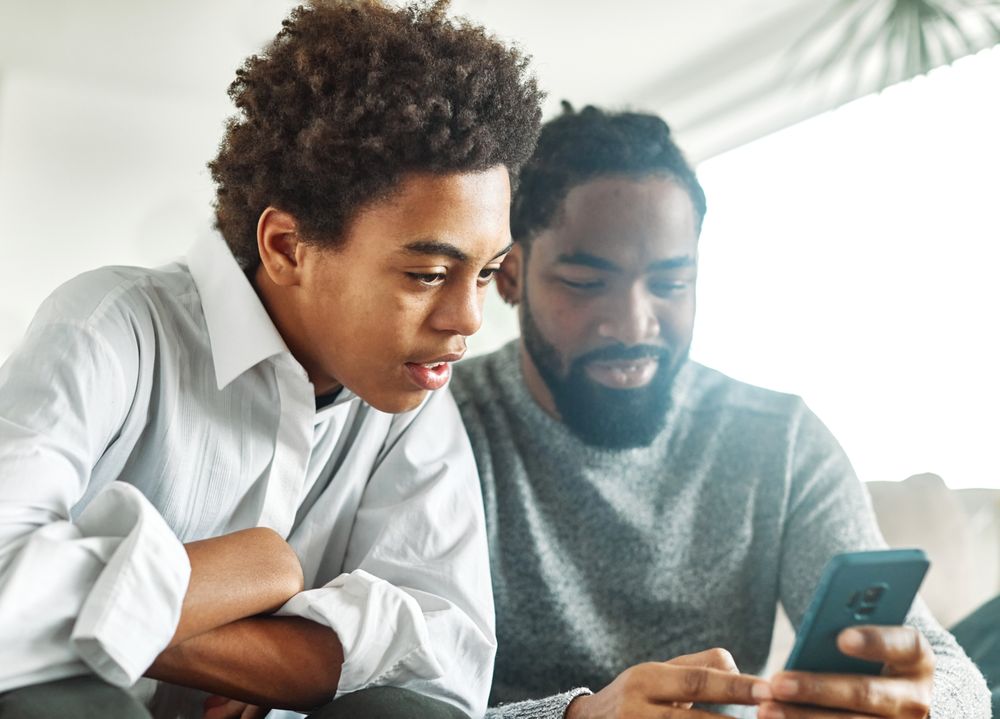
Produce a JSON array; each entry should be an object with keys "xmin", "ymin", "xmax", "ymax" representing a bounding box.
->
[{"xmin": 785, "ymin": 548, "xmax": 929, "ymax": 674}]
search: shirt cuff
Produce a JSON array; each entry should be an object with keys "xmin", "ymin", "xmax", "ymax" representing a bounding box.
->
[
  {"xmin": 70, "ymin": 482, "xmax": 191, "ymax": 686},
  {"xmin": 276, "ymin": 569, "xmax": 444, "ymax": 694}
]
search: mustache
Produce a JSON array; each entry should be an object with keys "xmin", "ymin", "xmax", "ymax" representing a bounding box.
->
[{"xmin": 574, "ymin": 344, "xmax": 671, "ymax": 365}]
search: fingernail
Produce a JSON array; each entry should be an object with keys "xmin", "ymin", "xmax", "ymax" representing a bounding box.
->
[
  {"xmin": 773, "ymin": 677, "xmax": 798, "ymax": 696},
  {"xmin": 841, "ymin": 628, "xmax": 864, "ymax": 650},
  {"xmin": 752, "ymin": 682, "xmax": 773, "ymax": 701}
]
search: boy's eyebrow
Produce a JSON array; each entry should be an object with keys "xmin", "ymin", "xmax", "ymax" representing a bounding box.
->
[
  {"xmin": 403, "ymin": 240, "xmax": 514, "ymax": 262},
  {"xmin": 404, "ymin": 240, "xmax": 467, "ymax": 262},
  {"xmin": 492, "ymin": 241, "xmax": 515, "ymax": 260}
]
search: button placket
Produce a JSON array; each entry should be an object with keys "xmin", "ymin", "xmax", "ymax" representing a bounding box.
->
[{"xmin": 259, "ymin": 355, "xmax": 314, "ymax": 537}]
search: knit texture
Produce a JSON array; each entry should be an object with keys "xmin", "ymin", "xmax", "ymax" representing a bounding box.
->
[
  {"xmin": 452, "ymin": 341, "xmax": 990, "ymax": 719},
  {"xmin": 487, "ymin": 688, "xmax": 592, "ymax": 719}
]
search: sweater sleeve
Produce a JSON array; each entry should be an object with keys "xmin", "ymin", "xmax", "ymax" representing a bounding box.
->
[
  {"xmin": 909, "ymin": 601, "xmax": 992, "ymax": 718},
  {"xmin": 778, "ymin": 403, "xmax": 991, "ymax": 718},
  {"xmin": 485, "ymin": 688, "xmax": 592, "ymax": 719}
]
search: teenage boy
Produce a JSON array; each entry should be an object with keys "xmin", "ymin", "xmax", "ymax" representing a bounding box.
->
[{"xmin": 0, "ymin": 2, "xmax": 542, "ymax": 718}]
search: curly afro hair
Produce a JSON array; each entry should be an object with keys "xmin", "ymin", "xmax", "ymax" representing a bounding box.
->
[
  {"xmin": 511, "ymin": 103, "xmax": 706, "ymax": 247},
  {"xmin": 209, "ymin": 0, "xmax": 543, "ymax": 270}
]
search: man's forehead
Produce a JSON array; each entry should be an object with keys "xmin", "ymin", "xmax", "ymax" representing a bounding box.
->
[
  {"xmin": 536, "ymin": 175, "xmax": 698, "ymax": 261},
  {"xmin": 558, "ymin": 174, "xmax": 693, "ymax": 218}
]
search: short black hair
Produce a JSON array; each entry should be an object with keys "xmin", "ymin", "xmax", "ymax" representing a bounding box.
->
[
  {"xmin": 510, "ymin": 103, "xmax": 706, "ymax": 245},
  {"xmin": 209, "ymin": 0, "xmax": 544, "ymax": 270}
]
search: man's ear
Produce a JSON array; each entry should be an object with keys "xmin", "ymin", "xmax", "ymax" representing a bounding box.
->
[
  {"xmin": 257, "ymin": 207, "xmax": 303, "ymax": 287},
  {"xmin": 496, "ymin": 242, "xmax": 525, "ymax": 306}
]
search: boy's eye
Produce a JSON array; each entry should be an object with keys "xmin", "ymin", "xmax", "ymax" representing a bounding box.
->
[
  {"xmin": 408, "ymin": 272, "xmax": 446, "ymax": 287},
  {"xmin": 478, "ymin": 267, "xmax": 500, "ymax": 285}
]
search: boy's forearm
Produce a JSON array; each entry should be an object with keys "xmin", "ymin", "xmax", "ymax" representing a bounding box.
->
[
  {"xmin": 169, "ymin": 526, "xmax": 304, "ymax": 648},
  {"xmin": 147, "ymin": 615, "xmax": 344, "ymax": 711}
]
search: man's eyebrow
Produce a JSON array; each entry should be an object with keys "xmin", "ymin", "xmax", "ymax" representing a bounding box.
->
[
  {"xmin": 648, "ymin": 255, "xmax": 697, "ymax": 271},
  {"xmin": 403, "ymin": 240, "xmax": 514, "ymax": 263},
  {"xmin": 555, "ymin": 252, "xmax": 620, "ymax": 271},
  {"xmin": 555, "ymin": 252, "xmax": 696, "ymax": 272}
]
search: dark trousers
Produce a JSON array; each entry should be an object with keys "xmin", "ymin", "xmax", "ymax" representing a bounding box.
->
[
  {"xmin": 311, "ymin": 686, "xmax": 469, "ymax": 719},
  {"xmin": 0, "ymin": 676, "xmax": 151, "ymax": 719},
  {"xmin": 951, "ymin": 593, "xmax": 1000, "ymax": 716},
  {"xmin": 0, "ymin": 676, "xmax": 469, "ymax": 719}
]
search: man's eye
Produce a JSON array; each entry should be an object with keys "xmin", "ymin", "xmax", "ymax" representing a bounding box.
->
[
  {"xmin": 559, "ymin": 277, "xmax": 604, "ymax": 291},
  {"xmin": 408, "ymin": 272, "xmax": 446, "ymax": 287},
  {"xmin": 649, "ymin": 280, "xmax": 690, "ymax": 296}
]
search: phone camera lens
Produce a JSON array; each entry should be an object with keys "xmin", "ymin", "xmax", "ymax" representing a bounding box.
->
[{"xmin": 862, "ymin": 585, "xmax": 885, "ymax": 603}]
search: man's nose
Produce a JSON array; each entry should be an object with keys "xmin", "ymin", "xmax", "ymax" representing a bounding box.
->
[{"xmin": 597, "ymin": 286, "xmax": 659, "ymax": 346}]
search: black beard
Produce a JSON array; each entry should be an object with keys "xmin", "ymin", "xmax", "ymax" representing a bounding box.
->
[{"xmin": 521, "ymin": 296, "xmax": 684, "ymax": 450}]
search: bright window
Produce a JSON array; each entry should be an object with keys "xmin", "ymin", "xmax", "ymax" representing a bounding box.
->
[{"xmin": 692, "ymin": 46, "xmax": 1000, "ymax": 489}]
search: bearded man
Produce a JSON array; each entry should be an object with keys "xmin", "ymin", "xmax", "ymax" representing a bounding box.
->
[{"xmin": 451, "ymin": 105, "xmax": 991, "ymax": 719}]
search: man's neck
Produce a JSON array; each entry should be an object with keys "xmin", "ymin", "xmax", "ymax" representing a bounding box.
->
[{"xmin": 518, "ymin": 342, "xmax": 560, "ymax": 420}]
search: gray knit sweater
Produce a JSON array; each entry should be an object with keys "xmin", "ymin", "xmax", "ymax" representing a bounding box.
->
[{"xmin": 451, "ymin": 341, "xmax": 990, "ymax": 719}]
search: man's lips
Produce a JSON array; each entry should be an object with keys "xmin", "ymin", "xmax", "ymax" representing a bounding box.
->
[
  {"xmin": 403, "ymin": 352, "xmax": 464, "ymax": 391},
  {"xmin": 584, "ymin": 356, "xmax": 659, "ymax": 389}
]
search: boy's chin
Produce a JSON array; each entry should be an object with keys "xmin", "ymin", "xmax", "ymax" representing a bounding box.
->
[{"xmin": 362, "ymin": 387, "xmax": 430, "ymax": 415}]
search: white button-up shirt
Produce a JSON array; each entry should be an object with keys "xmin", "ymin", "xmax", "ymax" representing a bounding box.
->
[{"xmin": 0, "ymin": 233, "xmax": 496, "ymax": 718}]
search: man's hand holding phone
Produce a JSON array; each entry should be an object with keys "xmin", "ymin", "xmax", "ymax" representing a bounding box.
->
[
  {"xmin": 564, "ymin": 648, "xmax": 773, "ymax": 719},
  {"xmin": 762, "ymin": 624, "xmax": 934, "ymax": 718},
  {"xmin": 765, "ymin": 549, "xmax": 935, "ymax": 718}
]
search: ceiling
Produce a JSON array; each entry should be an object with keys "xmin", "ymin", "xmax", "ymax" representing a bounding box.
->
[{"xmin": 8, "ymin": 0, "xmax": 992, "ymax": 161}]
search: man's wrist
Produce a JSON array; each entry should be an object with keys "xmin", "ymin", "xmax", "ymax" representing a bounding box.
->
[{"xmin": 562, "ymin": 688, "xmax": 593, "ymax": 719}]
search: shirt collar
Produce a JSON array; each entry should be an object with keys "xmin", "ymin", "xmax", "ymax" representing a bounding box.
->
[{"xmin": 187, "ymin": 232, "xmax": 290, "ymax": 390}]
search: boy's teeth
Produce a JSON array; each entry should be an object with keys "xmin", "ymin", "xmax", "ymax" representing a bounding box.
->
[{"xmin": 423, "ymin": 362, "xmax": 444, "ymax": 368}]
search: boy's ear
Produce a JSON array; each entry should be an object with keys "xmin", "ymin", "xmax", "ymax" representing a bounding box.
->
[
  {"xmin": 257, "ymin": 207, "xmax": 303, "ymax": 286},
  {"xmin": 496, "ymin": 243, "xmax": 524, "ymax": 306}
]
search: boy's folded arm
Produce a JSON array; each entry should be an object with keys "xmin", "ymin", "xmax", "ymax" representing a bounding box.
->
[
  {"xmin": 147, "ymin": 615, "xmax": 344, "ymax": 712},
  {"xmin": 0, "ymin": 307, "xmax": 302, "ymax": 690},
  {"xmin": 168, "ymin": 526, "xmax": 305, "ymax": 649}
]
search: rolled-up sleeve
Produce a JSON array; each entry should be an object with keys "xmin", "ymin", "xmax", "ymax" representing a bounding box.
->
[
  {"xmin": 0, "ymin": 289, "xmax": 191, "ymax": 692},
  {"xmin": 277, "ymin": 387, "xmax": 496, "ymax": 717}
]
